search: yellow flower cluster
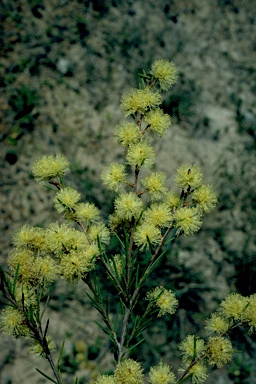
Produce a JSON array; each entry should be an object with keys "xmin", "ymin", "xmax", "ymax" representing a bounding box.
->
[
  {"xmin": 144, "ymin": 108, "xmax": 171, "ymax": 137},
  {"xmin": 95, "ymin": 375, "xmax": 115, "ymax": 384},
  {"xmin": 148, "ymin": 361, "xmax": 176, "ymax": 384},
  {"xmin": 175, "ymin": 164, "xmax": 203, "ymax": 189},
  {"xmin": 174, "ymin": 207, "xmax": 203, "ymax": 236},
  {"xmin": 204, "ymin": 313, "xmax": 229, "ymax": 335},
  {"xmin": 113, "ymin": 192, "xmax": 144, "ymax": 221},
  {"xmin": 101, "ymin": 163, "xmax": 127, "ymax": 191},
  {"xmin": 114, "ymin": 359, "xmax": 144, "ymax": 384},
  {"xmin": 141, "ymin": 172, "xmax": 167, "ymax": 200},
  {"xmin": 147, "ymin": 287, "xmax": 178, "ymax": 317},
  {"xmin": 0, "ymin": 307, "xmax": 30, "ymax": 337},
  {"xmin": 179, "ymin": 335, "xmax": 206, "ymax": 364},
  {"xmin": 126, "ymin": 141, "xmax": 155, "ymax": 169},
  {"xmin": 220, "ymin": 293, "xmax": 248, "ymax": 321},
  {"xmin": 114, "ymin": 122, "xmax": 141, "ymax": 146},
  {"xmin": 120, "ymin": 88, "xmax": 162, "ymax": 116},
  {"xmin": 143, "ymin": 203, "xmax": 172, "ymax": 228},
  {"xmin": 31, "ymin": 154, "xmax": 69, "ymax": 183},
  {"xmin": 206, "ymin": 336, "xmax": 233, "ymax": 368},
  {"xmin": 30, "ymin": 336, "xmax": 56, "ymax": 357},
  {"xmin": 134, "ymin": 222, "xmax": 161, "ymax": 249},
  {"xmin": 150, "ymin": 59, "xmax": 178, "ymax": 91},
  {"xmin": 54, "ymin": 187, "xmax": 81, "ymax": 215}
]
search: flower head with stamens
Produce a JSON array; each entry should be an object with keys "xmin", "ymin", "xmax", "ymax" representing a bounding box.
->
[
  {"xmin": 126, "ymin": 142, "xmax": 155, "ymax": 169},
  {"xmin": 32, "ymin": 154, "xmax": 69, "ymax": 183},
  {"xmin": 150, "ymin": 59, "xmax": 178, "ymax": 91}
]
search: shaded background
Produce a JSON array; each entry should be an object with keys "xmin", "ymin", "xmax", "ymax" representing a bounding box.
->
[{"xmin": 0, "ymin": 0, "xmax": 256, "ymax": 383}]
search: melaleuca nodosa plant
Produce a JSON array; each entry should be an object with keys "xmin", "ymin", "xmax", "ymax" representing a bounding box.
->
[{"xmin": 1, "ymin": 59, "xmax": 255, "ymax": 384}]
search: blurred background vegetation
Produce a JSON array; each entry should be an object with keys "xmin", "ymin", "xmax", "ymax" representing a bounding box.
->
[{"xmin": 0, "ymin": 0, "xmax": 256, "ymax": 383}]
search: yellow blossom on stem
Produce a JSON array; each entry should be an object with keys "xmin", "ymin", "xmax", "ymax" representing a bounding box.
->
[
  {"xmin": 31, "ymin": 154, "xmax": 69, "ymax": 183},
  {"xmin": 147, "ymin": 287, "xmax": 178, "ymax": 317},
  {"xmin": 179, "ymin": 335, "xmax": 206, "ymax": 364},
  {"xmin": 0, "ymin": 307, "xmax": 30, "ymax": 337},
  {"xmin": 35, "ymin": 256, "xmax": 60, "ymax": 285},
  {"xmin": 144, "ymin": 108, "xmax": 171, "ymax": 136},
  {"xmin": 165, "ymin": 191, "xmax": 181, "ymax": 209},
  {"xmin": 149, "ymin": 361, "xmax": 176, "ymax": 384},
  {"xmin": 133, "ymin": 223, "xmax": 161, "ymax": 249},
  {"xmin": 126, "ymin": 141, "xmax": 155, "ymax": 169},
  {"xmin": 150, "ymin": 59, "xmax": 178, "ymax": 91},
  {"xmin": 220, "ymin": 293, "xmax": 249, "ymax": 321},
  {"xmin": 95, "ymin": 375, "xmax": 115, "ymax": 384},
  {"xmin": 175, "ymin": 164, "xmax": 203, "ymax": 189},
  {"xmin": 174, "ymin": 207, "xmax": 202, "ymax": 236},
  {"xmin": 54, "ymin": 187, "xmax": 81, "ymax": 214},
  {"xmin": 8, "ymin": 249, "xmax": 38, "ymax": 283},
  {"xmin": 206, "ymin": 336, "xmax": 233, "ymax": 368},
  {"xmin": 45, "ymin": 223, "xmax": 78, "ymax": 254},
  {"xmin": 120, "ymin": 88, "xmax": 162, "ymax": 116},
  {"xmin": 75, "ymin": 202, "xmax": 100, "ymax": 223},
  {"xmin": 189, "ymin": 362, "xmax": 208, "ymax": 384},
  {"xmin": 141, "ymin": 172, "xmax": 167, "ymax": 200},
  {"xmin": 60, "ymin": 249, "xmax": 95, "ymax": 282},
  {"xmin": 244, "ymin": 294, "xmax": 256, "ymax": 330},
  {"xmin": 14, "ymin": 284, "xmax": 37, "ymax": 308},
  {"xmin": 114, "ymin": 359, "xmax": 144, "ymax": 384},
  {"xmin": 114, "ymin": 192, "xmax": 144, "ymax": 221},
  {"xmin": 205, "ymin": 313, "xmax": 229, "ymax": 335},
  {"xmin": 12, "ymin": 225, "xmax": 46, "ymax": 252},
  {"xmin": 88, "ymin": 223, "xmax": 110, "ymax": 246},
  {"xmin": 30, "ymin": 336, "xmax": 56, "ymax": 357},
  {"xmin": 114, "ymin": 122, "xmax": 141, "ymax": 146},
  {"xmin": 101, "ymin": 163, "xmax": 127, "ymax": 191},
  {"xmin": 143, "ymin": 203, "xmax": 172, "ymax": 228},
  {"xmin": 193, "ymin": 185, "xmax": 218, "ymax": 213}
]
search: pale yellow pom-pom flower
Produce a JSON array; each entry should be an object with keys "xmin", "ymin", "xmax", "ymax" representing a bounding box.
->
[
  {"xmin": 133, "ymin": 223, "xmax": 161, "ymax": 249},
  {"xmin": 220, "ymin": 293, "xmax": 249, "ymax": 321},
  {"xmin": 174, "ymin": 207, "xmax": 202, "ymax": 236},
  {"xmin": 75, "ymin": 202, "xmax": 100, "ymax": 223},
  {"xmin": 120, "ymin": 88, "xmax": 162, "ymax": 116},
  {"xmin": 101, "ymin": 163, "xmax": 127, "ymax": 191},
  {"xmin": 206, "ymin": 336, "xmax": 233, "ymax": 368},
  {"xmin": 114, "ymin": 359, "xmax": 144, "ymax": 384},
  {"xmin": 144, "ymin": 108, "xmax": 171, "ymax": 136},
  {"xmin": 126, "ymin": 141, "xmax": 155, "ymax": 169},
  {"xmin": 149, "ymin": 361, "xmax": 176, "ymax": 384},
  {"xmin": 54, "ymin": 187, "xmax": 81, "ymax": 214},
  {"xmin": 114, "ymin": 192, "xmax": 144, "ymax": 221},
  {"xmin": 205, "ymin": 313, "xmax": 229, "ymax": 335},
  {"xmin": 193, "ymin": 185, "xmax": 218, "ymax": 213},
  {"xmin": 141, "ymin": 172, "xmax": 167, "ymax": 200},
  {"xmin": 147, "ymin": 287, "xmax": 178, "ymax": 317},
  {"xmin": 114, "ymin": 122, "xmax": 141, "ymax": 146},
  {"xmin": 0, "ymin": 307, "xmax": 30, "ymax": 337},
  {"xmin": 150, "ymin": 59, "xmax": 178, "ymax": 91},
  {"xmin": 143, "ymin": 203, "xmax": 172, "ymax": 228},
  {"xmin": 179, "ymin": 335, "xmax": 205, "ymax": 364},
  {"xmin": 175, "ymin": 164, "xmax": 203, "ymax": 189},
  {"xmin": 31, "ymin": 154, "xmax": 69, "ymax": 183}
]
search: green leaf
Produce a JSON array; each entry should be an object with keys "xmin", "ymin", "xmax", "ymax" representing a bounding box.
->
[
  {"xmin": 12, "ymin": 264, "xmax": 20, "ymax": 296},
  {"xmin": 94, "ymin": 321, "xmax": 115, "ymax": 344},
  {"xmin": 36, "ymin": 368, "xmax": 58, "ymax": 384},
  {"xmin": 177, "ymin": 373, "xmax": 193, "ymax": 384},
  {"xmin": 57, "ymin": 338, "xmax": 66, "ymax": 367}
]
